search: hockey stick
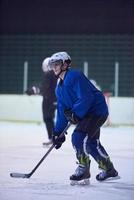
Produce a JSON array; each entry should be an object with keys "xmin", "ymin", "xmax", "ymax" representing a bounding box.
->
[{"xmin": 10, "ymin": 122, "xmax": 71, "ymax": 179}]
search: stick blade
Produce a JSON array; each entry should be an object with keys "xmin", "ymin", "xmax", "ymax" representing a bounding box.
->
[{"xmin": 10, "ymin": 172, "xmax": 30, "ymax": 178}]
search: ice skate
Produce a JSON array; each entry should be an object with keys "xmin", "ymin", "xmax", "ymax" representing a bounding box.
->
[
  {"xmin": 42, "ymin": 139, "xmax": 52, "ymax": 147},
  {"xmin": 96, "ymin": 168, "xmax": 119, "ymax": 181},
  {"xmin": 70, "ymin": 164, "xmax": 90, "ymax": 186}
]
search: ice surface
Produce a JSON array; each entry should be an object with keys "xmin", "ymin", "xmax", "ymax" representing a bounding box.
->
[{"xmin": 0, "ymin": 122, "xmax": 134, "ymax": 200}]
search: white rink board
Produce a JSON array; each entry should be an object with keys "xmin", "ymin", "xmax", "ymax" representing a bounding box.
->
[
  {"xmin": 0, "ymin": 95, "xmax": 43, "ymax": 122},
  {"xmin": 109, "ymin": 97, "xmax": 134, "ymax": 125},
  {"xmin": 0, "ymin": 95, "xmax": 134, "ymax": 125}
]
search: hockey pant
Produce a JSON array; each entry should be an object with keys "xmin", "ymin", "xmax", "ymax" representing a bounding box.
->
[{"xmin": 71, "ymin": 115, "xmax": 113, "ymax": 170}]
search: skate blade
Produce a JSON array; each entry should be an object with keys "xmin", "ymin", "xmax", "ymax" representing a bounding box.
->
[
  {"xmin": 104, "ymin": 175, "xmax": 121, "ymax": 181},
  {"xmin": 99, "ymin": 175, "xmax": 121, "ymax": 182},
  {"xmin": 70, "ymin": 178, "xmax": 90, "ymax": 186}
]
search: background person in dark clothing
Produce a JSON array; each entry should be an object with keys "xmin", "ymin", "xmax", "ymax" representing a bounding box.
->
[{"xmin": 26, "ymin": 57, "xmax": 57, "ymax": 146}]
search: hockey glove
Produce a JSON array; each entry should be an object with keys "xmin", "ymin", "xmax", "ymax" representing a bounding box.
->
[
  {"xmin": 64, "ymin": 109, "xmax": 79, "ymax": 124},
  {"xmin": 25, "ymin": 86, "xmax": 40, "ymax": 95},
  {"xmin": 52, "ymin": 132, "xmax": 66, "ymax": 149}
]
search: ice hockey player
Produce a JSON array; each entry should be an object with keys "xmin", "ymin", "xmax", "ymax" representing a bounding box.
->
[
  {"xmin": 48, "ymin": 51, "xmax": 118, "ymax": 185},
  {"xmin": 26, "ymin": 57, "xmax": 57, "ymax": 146}
]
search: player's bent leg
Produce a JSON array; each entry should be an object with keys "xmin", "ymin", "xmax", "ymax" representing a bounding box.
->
[
  {"xmin": 70, "ymin": 153, "xmax": 91, "ymax": 180},
  {"xmin": 85, "ymin": 137, "xmax": 118, "ymax": 181},
  {"xmin": 71, "ymin": 131, "xmax": 91, "ymax": 185}
]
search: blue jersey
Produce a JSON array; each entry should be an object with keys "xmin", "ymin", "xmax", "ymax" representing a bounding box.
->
[{"xmin": 54, "ymin": 69, "xmax": 108, "ymax": 133}]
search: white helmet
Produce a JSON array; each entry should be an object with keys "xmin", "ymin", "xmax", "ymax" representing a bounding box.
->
[
  {"xmin": 51, "ymin": 52, "xmax": 71, "ymax": 62},
  {"xmin": 49, "ymin": 51, "xmax": 71, "ymax": 70},
  {"xmin": 42, "ymin": 57, "xmax": 50, "ymax": 72}
]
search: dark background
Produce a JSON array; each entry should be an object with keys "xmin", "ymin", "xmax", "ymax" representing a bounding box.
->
[
  {"xmin": 1, "ymin": 0, "xmax": 134, "ymax": 34},
  {"xmin": 0, "ymin": 0, "xmax": 134, "ymax": 96}
]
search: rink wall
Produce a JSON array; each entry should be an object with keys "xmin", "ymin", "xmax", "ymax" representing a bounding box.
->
[
  {"xmin": 0, "ymin": 95, "xmax": 43, "ymax": 123},
  {"xmin": 0, "ymin": 95, "xmax": 134, "ymax": 125}
]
